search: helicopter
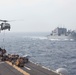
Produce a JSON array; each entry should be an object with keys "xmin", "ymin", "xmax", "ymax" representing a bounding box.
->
[{"xmin": 0, "ymin": 19, "xmax": 11, "ymax": 31}]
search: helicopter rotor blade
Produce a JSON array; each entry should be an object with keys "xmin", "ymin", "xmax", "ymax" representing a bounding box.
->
[
  {"xmin": 0, "ymin": 19, "xmax": 8, "ymax": 22},
  {"xmin": 0, "ymin": 19, "xmax": 24, "ymax": 22},
  {"xmin": 8, "ymin": 19, "xmax": 24, "ymax": 22}
]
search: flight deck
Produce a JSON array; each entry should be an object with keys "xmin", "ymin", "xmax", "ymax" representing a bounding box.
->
[{"xmin": 0, "ymin": 61, "xmax": 59, "ymax": 75}]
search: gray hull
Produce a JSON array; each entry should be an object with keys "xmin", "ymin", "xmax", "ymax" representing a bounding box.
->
[{"xmin": 47, "ymin": 34, "xmax": 76, "ymax": 40}]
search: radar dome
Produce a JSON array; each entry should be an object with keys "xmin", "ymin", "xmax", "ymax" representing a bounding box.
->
[{"xmin": 56, "ymin": 68, "xmax": 69, "ymax": 75}]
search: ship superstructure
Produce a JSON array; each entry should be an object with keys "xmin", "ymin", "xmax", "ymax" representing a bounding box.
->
[{"xmin": 47, "ymin": 27, "xmax": 76, "ymax": 40}]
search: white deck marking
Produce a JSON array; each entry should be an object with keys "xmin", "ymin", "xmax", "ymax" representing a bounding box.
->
[
  {"xmin": 0, "ymin": 62, "xmax": 4, "ymax": 64},
  {"xmin": 42, "ymin": 66, "xmax": 50, "ymax": 70},
  {"xmin": 24, "ymin": 66, "xmax": 31, "ymax": 70}
]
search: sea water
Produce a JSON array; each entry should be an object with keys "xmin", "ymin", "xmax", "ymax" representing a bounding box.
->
[{"xmin": 0, "ymin": 32, "xmax": 76, "ymax": 75}]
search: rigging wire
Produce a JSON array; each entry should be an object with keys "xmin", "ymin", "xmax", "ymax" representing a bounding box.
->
[{"xmin": 2, "ymin": 30, "xmax": 6, "ymax": 49}]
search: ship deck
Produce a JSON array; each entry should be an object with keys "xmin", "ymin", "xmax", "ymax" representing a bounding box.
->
[{"xmin": 0, "ymin": 61, "xmax": 59, "ymax": 75}]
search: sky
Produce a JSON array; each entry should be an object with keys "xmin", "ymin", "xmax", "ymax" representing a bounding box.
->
[{"xmin": 0, "ymin": 0, "xmax": 76, "ymax": 32}]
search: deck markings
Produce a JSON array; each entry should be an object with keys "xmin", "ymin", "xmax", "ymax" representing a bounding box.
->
[
  {"xmin": 24, "ymin": 66, "xmax": 31, "ymax": 70},
  {"xmin": 5, "ymin": 61, "xmax": 30, "ymax": 75},
  {"xmin": 42, "ymin": 66, "xmax": 51, "ymax": 70},
  {"xmin": 0, "ymin": 62, "xmax": 4, "ymax": 64}
]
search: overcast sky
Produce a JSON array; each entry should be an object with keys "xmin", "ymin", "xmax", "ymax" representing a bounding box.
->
[{"xmin": 0, "ymin": 0, "xmax": 76, "ymax": 32}]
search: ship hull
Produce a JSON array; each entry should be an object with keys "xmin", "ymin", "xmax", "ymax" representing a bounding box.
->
[{"xmin": 47, "ymin": 35, "xmax": 76, "ymax": 40}]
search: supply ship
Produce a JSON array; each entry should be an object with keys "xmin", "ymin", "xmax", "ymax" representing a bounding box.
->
[
  {"xmin": 0, "ymin": 19, "xmax": 68, "ymax": 75},
  {"xmin": 47, "ymin": 27, "xmax": 76, "ymax": 40}
]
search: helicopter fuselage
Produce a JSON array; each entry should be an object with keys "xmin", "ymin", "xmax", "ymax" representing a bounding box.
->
[{"xmin": 0, "ymin": 23, "xmax": 11, "ymax": 31}]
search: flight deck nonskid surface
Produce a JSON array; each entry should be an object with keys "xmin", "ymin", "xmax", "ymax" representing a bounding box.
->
[
  {"xmin": 22, "ymin": 61, "xmax": 59, "ymax": 75},
  {"xmin": 0, "ymin": 62, "xmax": 23, "ymax": 75},
  {"xmin": 0, "ymin": 61, "xmax": 59, "ymax": 75}
]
